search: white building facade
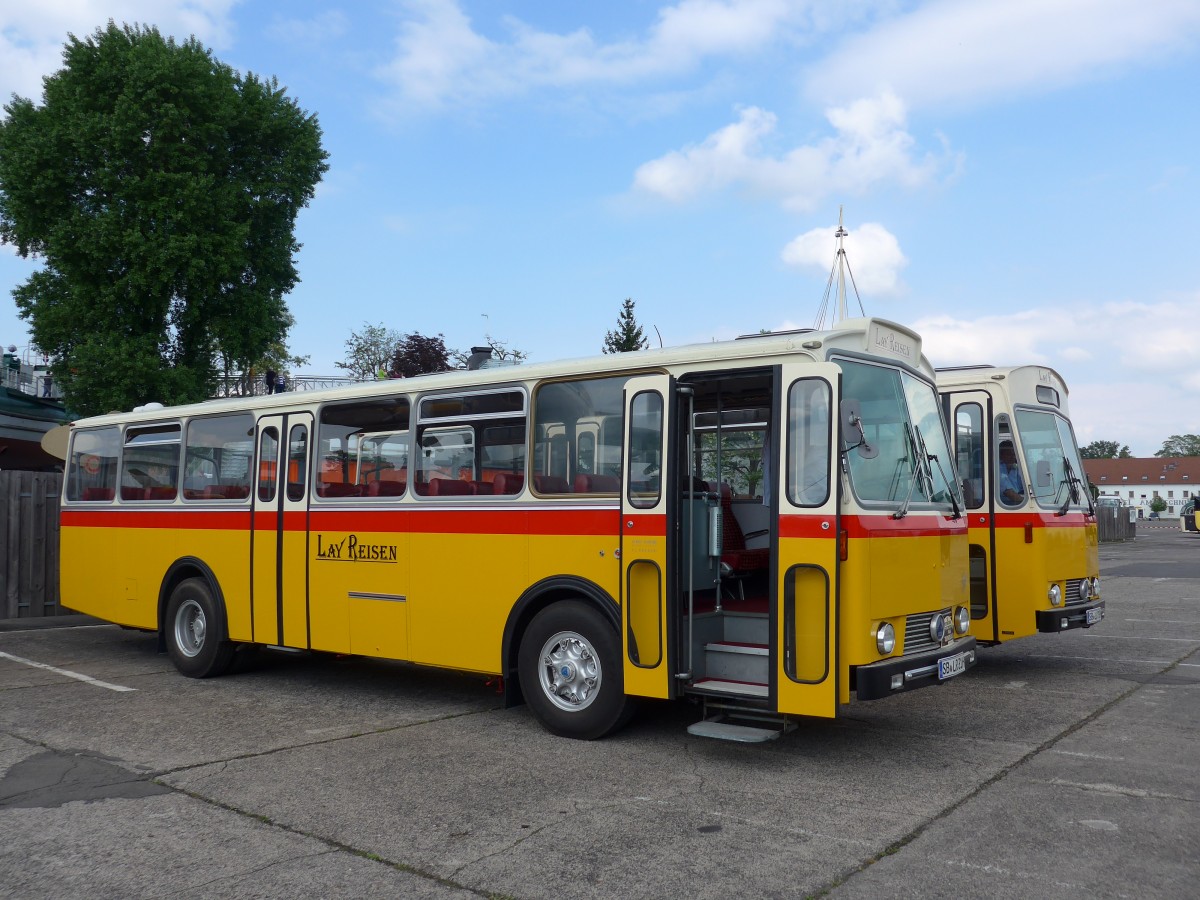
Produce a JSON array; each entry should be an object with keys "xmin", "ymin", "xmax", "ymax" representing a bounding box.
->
[{"xmin": 1082, "ymin": 457, "xmax": 1200, "ymax": 518}]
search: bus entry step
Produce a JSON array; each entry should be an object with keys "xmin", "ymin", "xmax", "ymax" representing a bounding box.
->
[{"xmin": 687, "ymin": 719, "xmax": 783, "ymax": 743}]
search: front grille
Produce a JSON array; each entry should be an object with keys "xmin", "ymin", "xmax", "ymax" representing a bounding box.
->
[
  {"xmin": 903, "ymin": 609, "xmax": 950, "ymax": 655},
  {"xmin": 1064, "ymin": 578, "xmax": 1088, "ymax": 605}
]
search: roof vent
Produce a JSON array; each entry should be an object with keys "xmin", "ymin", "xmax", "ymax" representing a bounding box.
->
[{"xmin": 466, "ymin": 346, "xmax": 494, "ymax": 370}]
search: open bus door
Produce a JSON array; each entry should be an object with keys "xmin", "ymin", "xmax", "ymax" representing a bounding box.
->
[
  {"xmin": 251, "ymin": 413, "xmax": 313, "ymax": 648},
  {"xmin": 620, "ymin": 374, "xmax": 674, "ymax": 700},
  {"xmin": 774, "ymin": 363, "xmax": 841, "ymax": 718}
]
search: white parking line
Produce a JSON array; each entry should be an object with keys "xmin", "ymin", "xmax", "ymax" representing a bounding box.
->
[
  {"xmin": 1123, "ymin": 619, "xmax": 1200, "ymax": 625},
  {"xmin": 0, "ymin": 651, "xmax": 136, "ymax": 692},
  {"xmin": 0, "ymin": 624, "xmax": 112, "ymax": 633},
  {"xmin": 1083, "ymin": 635, "xmax": 1200, "ymax": 643},
  {"xmin": 1031, "ymin": 654, "xmax": 1174, "ymax": 664}
]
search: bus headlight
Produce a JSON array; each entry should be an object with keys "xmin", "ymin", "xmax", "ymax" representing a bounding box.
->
[
  {"xmin": 1077, "ymin": 578, "xmax": 1092, "ymax": 604},
  {"xmin": 954, "ymin": 606, "xmax": 970, "ymax": 635},
  {"xmin": 876, "ymin": 622, "xmax": 896, "ymax": 655},
  {"xmin": 1091, "ymin": 576, "xmax": 1100, "ymax": 598},
  {"xmin": 1048, "ymin": 584, "xmax": 1062, "ymax": 607}
]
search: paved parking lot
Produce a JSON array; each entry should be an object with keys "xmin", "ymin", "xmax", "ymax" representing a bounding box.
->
[{"xmin": 2, "ymin": 528, "xmax": 1197, "ymax": 899}]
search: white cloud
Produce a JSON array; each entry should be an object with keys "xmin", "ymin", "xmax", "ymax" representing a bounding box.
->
[
  {"xmin": 913, "ymin": 295, "xmax": 1200, "ymax": 456},
  {"xmin": 376, "ymin": 0, "xmax": 825, "ymax": 111},
  {"xmin": 633, "ymin": 92, "xmax": 953, "ymax": 211},
  {"xmin": 806, "ymin": 0, "xmax": 1200, "ymax": 110},
  {"xmin": 781, "ymin": 221, "xmax": 908, "ymax": 296},
  {"xmin": 0, "ymin": 1, "xmax": 238, "ymax": 103}
]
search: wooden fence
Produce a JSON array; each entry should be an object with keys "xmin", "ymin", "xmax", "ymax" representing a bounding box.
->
[
  {"xmin": 0, "ymin": 471, "xmax": 63, "ymax": 618},
  {"xmin": 1096, "ymin": 505, "xmax": 1137, "ymax": 542}
]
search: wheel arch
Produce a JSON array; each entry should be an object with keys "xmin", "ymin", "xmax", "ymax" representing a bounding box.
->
[
  {"xmin": 501, "ymin": 576, "xmax": 620, "ymax": 709},
  {"xmin": 157, "ymin": 557, "xmax": 229, "ymax": 653}
]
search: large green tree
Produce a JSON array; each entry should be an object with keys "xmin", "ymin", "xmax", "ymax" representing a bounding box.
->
[
  {"xmin": 1080, "ymin": 440, "xmax": 1132, "ymax": 459},
  {"xmin": 1154, "ymin": 434, "xmax": 1200, "ymax": 457},
  {"xmin": 0, "ymin": 23, "xmax": 328, "ymax": 415},
  {"xmin": 603, "ymin": 297, "xmax": 648, "ymax": 354}
]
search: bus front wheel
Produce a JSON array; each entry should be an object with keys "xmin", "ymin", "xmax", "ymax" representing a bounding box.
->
[
  {"xmin": 166, "ymin": 578, "xmax": 235, "ymax": 678},
  {"xmin": 518, "ymin": 600, "xmax": 633, "ymax": 740}
]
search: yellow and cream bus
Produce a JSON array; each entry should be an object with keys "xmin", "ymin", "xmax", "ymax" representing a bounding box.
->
[
  {"xmin": 937, "ymin": 365, "xmax": 1102, "ymax": 643},
  {"xmin": 58, "ymin": 318, "xmax": 975, "ymax": 741}
]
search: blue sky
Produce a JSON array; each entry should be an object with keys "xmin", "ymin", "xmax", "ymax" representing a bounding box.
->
[{"xmin": 2, "ymin": 0, "xmax": 1198, "ymax": 456}]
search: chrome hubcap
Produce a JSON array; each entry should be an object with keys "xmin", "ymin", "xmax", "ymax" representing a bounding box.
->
[
  {"xmin": 175, "ymin": 598, "xmax": 206, "ymax": 658},
  {"xmin": 538, "ymin": 630, "xmax": 601, "ymax": 712}
]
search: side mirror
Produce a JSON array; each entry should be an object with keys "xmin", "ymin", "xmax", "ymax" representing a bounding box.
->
[
  {"xmin": 840, "ymin": 399, "xmax": 879, "ymax": 459},
  {"xmin": 1036, "ymin": 459, "xmax": 1053, "ymax": 487}
]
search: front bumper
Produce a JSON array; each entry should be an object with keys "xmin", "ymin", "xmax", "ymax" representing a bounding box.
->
[
  {"xmin": 854, "ymin": 636, "xmax": 978, "ymax": 701},
  {"xmin": 1036, "ymin": 600, "xmax": 1105, "ymax": 633}
]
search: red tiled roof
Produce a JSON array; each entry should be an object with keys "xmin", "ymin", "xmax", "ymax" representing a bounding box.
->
[{"xmin": 1083, "ymin": 457, "xmax": 1200, "ymax": 484}]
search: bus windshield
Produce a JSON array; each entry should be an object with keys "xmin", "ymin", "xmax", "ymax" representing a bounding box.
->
[
  {"xmin": 1015, "ymin": 409, "xmax": 1089, "ymax": 512},
  {"xmin": 840, "ymin": 360, "xmax": 960, "ymax": 511}
]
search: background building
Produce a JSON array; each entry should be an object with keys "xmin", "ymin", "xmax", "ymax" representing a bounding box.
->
[{"xmin": 1083, "ymin": 457, "xmax": 1200, "ymax": 518}]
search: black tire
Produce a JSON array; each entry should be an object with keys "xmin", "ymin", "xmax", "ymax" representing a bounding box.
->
[
  {"xmin": 165, "ymin": 577, "xmax": 236, "ymax": 678},
  {"xmin": 518, "ymin": 600, "xmax": 634, "ymax": 740}
]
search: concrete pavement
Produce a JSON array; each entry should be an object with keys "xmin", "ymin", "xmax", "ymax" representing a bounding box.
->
[{"xmin": 1, "ymin": 528, "xmax": 1197, "ymax": 898}]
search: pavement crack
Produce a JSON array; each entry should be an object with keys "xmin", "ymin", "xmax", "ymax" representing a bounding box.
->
[
  {"xmin": 149, "ymin": 707, "xmax": 493, "ymax": 779},
  {"xmin": 142, "ymin": 848, "xmax": 341, "ymax": 899},
  {"xmin": 446, "ymin": 819, "xmax": 554, "ymax": 882},
  {"xmin": 165, "ymin": 784, "xmax": 497, "ymax": 898},
  {"xmin": 1036, "ymin": 777, "xmax": 1197, "ymax": 803}
]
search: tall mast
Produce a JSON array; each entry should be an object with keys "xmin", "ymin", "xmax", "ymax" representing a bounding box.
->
[
  {"xmin": 813, "ymin": 205, "xmax": 864, "ymax": 330},
  {"xmin": 834, "ymin": 205, "xmax": 849, "ymax": 325}
]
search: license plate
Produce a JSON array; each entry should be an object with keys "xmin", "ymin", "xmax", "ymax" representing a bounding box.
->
[
  {"xmin": 938, "ymin": 652, "xmax": 966, "ymax": 680},
  {"xmin": 1086, "ymin": 607, "xmax": 1102, "ymax": 625}
]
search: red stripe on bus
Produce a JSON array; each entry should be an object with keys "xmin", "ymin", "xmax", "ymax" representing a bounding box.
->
[
  {"xmin": 781, "ymin": 513, "xmax": 965, "ymax": 540},
  {"xmin": 778, "ymin": 516, "xmax": 836, "ymax": 539},
  {"xmin": 988, "ymin": 511, "xmax": 1094, "ymax": 529},
  {"xmin": 61, "ymin": 509, "xmax": 251, "ymax": 530},
  {"xmin": 841, "ymin": 514, "xmax": 966, "ymax": 539},
  {"xmin": 621, "ymin": 513, "xmax": 667, "ymax": 537},
  {"xmin": 310, "ymin": 507, "xmax": 621, "ymax": 536},
  {"xmin": 251, "ymin": 510, "xmax": 309, "ymax": 531},
  {"xmin": 62, "ymin": 504, "xmax": 623, "ymax": 537}
]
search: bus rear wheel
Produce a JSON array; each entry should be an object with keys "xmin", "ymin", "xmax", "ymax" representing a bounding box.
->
[
  {"xmin": 166, "ymin": 578, "xmax": 235, "ymax": 678},
  {"xmin": 518, "ymin": 600, "xmax": 633, "ymax": 740}
]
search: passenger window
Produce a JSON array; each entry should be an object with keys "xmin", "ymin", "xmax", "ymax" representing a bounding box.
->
[
  {"xmin": 317, "ymin": 398, "xmax": 411, "ymax": 499},
  {"xmin": 66, "ymin": 427, "xmax": 120, "ymax": 501},
  {"xmin": 786, "ymin": 380, "xmax": 831, "ymax": 507},
  {"xmin": 287, "ymin": 424, "xmax": 308, "ymax": 502},
  {"xmin": 955, "ymin": 404, "xmax": 984, "ymax": 510},
  {"xmin": 415, "ymin": 389, "xmax": 526, "ymax": 497},
  {"xmin": 533, "ymin": 376, "xmax": 627, "ymax": 494},
  {"xmin": 258, "ymin": 428, "xmax": 279, "ymax": 503},
  {"xmin": 416, "ymin": 426, "xmax": 475, "ymax": 494},
  {"xmin": 628, "ymin": 391, "xmax": 663, "ymax": 509},
  {"xmin": 996, "ymin": 438, "xmax": 1025, "ymax": 508},
  {"xmin": 183, "ymin": 413, "xmax": 253, "ymax": 500},
  {"xmin": 120, "ymin": 423, "xmax": 181, "ymax": 501}
]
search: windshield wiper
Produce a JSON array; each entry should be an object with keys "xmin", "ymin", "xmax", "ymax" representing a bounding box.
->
[
  {"xmin": 917, "ymin": 426, "xmax": 962, "ymax": 520},
  {"xmin": 893, "ymin": 423, "xmax": 922, "ymax": 520},
  {"xmin": 1056, "ymin": 458, "xmax": 1085, "ymax": 517}
]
